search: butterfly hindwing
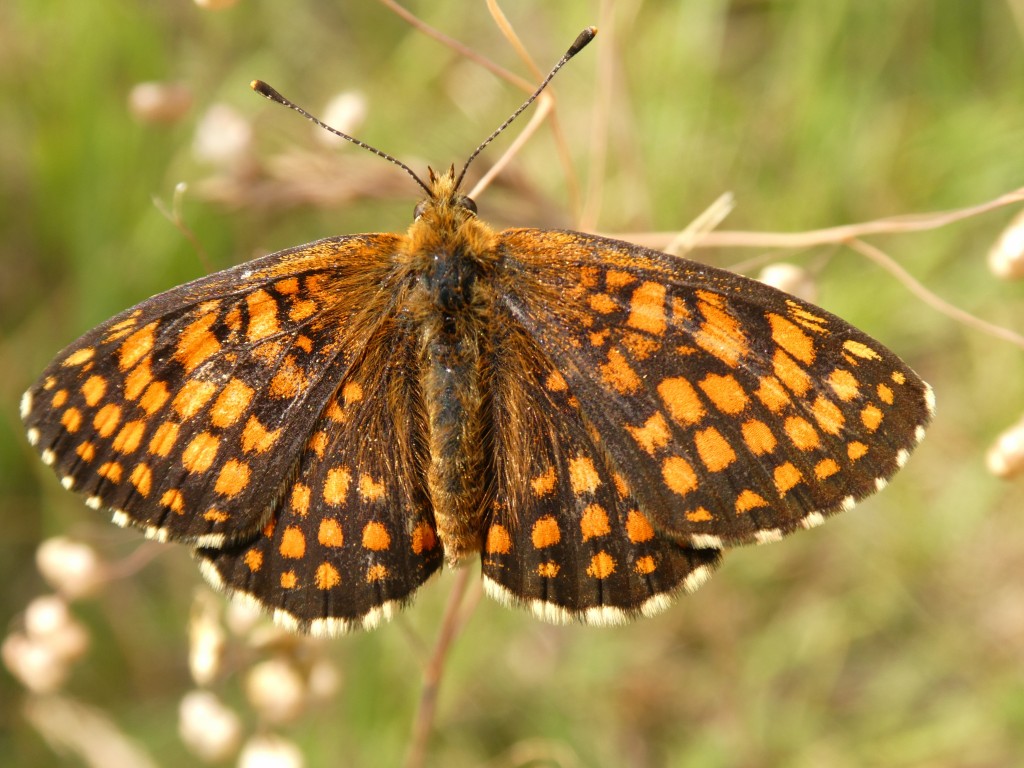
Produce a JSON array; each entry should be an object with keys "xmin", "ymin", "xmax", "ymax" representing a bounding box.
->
[
  {"xmin": 480, "ymin": 314, "xmax": 721, "ymax": 623},
  {"xmin": 498, "ymin": 228, "xmax": 933, "ymax": 549},
  {"xmin": 22, "ymin": 234, "xmax": 404, "ymax": 546},
  {"xmin": 197, "ymin": 314, "xmax": 444, "ymax": 634}
]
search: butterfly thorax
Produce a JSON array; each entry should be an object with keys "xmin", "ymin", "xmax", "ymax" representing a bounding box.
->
[{"xmin": 399, "ymin": 170, "xmax": 500, "ymax": 564}]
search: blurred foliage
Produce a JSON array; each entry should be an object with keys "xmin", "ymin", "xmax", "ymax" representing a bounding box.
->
[{"xmin": 2, "ymin": 1, "xmax": 1023, "ymax": 766}]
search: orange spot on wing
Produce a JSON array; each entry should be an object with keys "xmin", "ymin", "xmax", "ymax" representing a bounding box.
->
[
  {"xmin": 634, "ymin": 555, "xmax": 657, "ymax": 575},
  {"xmin": 531, "ymin": 516, "xmax": 561, "ymax": 548},
  {"xmin": 774, "ymin": 462, "xmax": 803, "ymax": 494},
  {"xmin": 181, "ymin": 432, "xmax": 219, "ymax": 474},
  {"xmin": 784, "ymin": 416, "xmax": 820, "ymax": 451},
  {"xmin": 288, "ymin": 482, "xmax": 310, "ymax": 514},
  {"xmin": 175, "ymin": 313, "xmax": 221, "ymax": 373},
  {"xmin": 580, "ymin": 504, "xmax": 611, "ymax": 540},
  {"xmin": 358, "ymin": 474, "xmax": 386, "ymax": 501},
  {"xmin": 366, "ymin": 564, "xmax": 389, "ymax": 582},
  {"xmin": 600, "ymin": 348, "xmax": 641, "ymax": 394},
  {"xmin": 848, "ymin": 441, "xmax": 868, "ymax": 461},
  {"xmin": 112, "ymin": 420, "xmax": 146, "ymax": 454},
  {"xmin": 411, "ymin": 522, "xmax": 437, "ymax": 554},
  {"xmin": 160, "ymin": 489, "xmax": 185, "ymax": 513},
  {"xmin": 97, "ymin": 461, "xmax": 123, "ymax": 483},
  {"xmin": 828, "ymin": 369, "xmax": 859, "ymax": 401},
  {"xmin": 861, "ymin": 404, "xmax": 883, "ymax": 431},
  {"xmin": 279, "ymin": 526, "xmax": 306, "ymax": 559},
  {"xmin": 81, "ymin": 375, "xmax": 107, "ymax": 407},
  {"xmin": 586, "ymin": 551, "xmax": 616, "ymax": 579},
  {"xmin": 123, "ymin": 359, "xmax": 153, "ymax": 400},
  {"xmin": 172, "ymin": 379, "xmax": 217, "ymax": 420},
  {"xmin": 129, "ymin": 463, "xmax": 152, "ymax": 497},
  {"xmin": 318, "ymin": 518, "xmax": 344, "ymax": 547},
  {"xmin": 210, "ymin": 378, "xmax": 254, "ymax": 428},
  {"xmin": 699, "ymin": 373, "xmax": 749, "ymax": 415},
  {"xmin": 149, "ymin": 421, "xmax": 180, "ymax": 457},
  {"xmin": 486, "ymin": 524, "xmax": 512, "ymax": 554},
  {"xmin": 694, "ymin": 426, "xmax": 736, "ymax": 471},
  {"xmin": 280, "ymin": 571, "xmax": 297, "ymax": 589},
  {"xmin": 811, "ymin": 396, "xmax": 845, "ymax": 435},
  {"xmin": 537, "ymin": 562, "xmax": 560, "ymax": 578},
  {"xmin": 627, "ymin": 412, "xmax": 671, "ymax": 455},
  {"xmin": 568, "ymin": 456, "xmax": 601, "ymax": 494},
  {"xmin": 246, "ymin": 289, "xmax": 282, "ymax": 341},
  {"xmin": 662, "ymin": 455, "xmax": 698, "ymax": 497},
  {"xmin": 139, "ymin": 380, "xmax": 170, "ymax": 415},
  {"xmin": 768, "ymin": 313, "xmax": 815, "ymax": 364},
  {"xmin": 362, "ymin": 521, "xmax": 391, "ymax": 551},
  {"xmin": 118, "ymin": 322, "xmax": 158, "ymax": 371},
  {"xmin": 773, "ymin": 349, "xmax": 811, "ymax": 397},
  {"xmin": 626, "ymin": 509, "xmax": 656, "ymax": 542},
  {"xmin": 241, "ymin": 416, "xmax": 280, "ymax": 454},
  {"xmin": 815, "ymin": 458, "xmax": 840, "ymax": 479},
  {"xmin": 244, "ymin": 549, "xmax": 263, "ymax": 572},
  {"xmin": 742, "ymin": 419, "xmax": 777, "ymax": 455},
  {"xmin": 735, "ymin": 489, "xmax": 768, "ymax": 513},
  {"xmin": 93, "ymin": 403, "xmax": 122, "ymax": 438},
  {"xmin": 626, "ymin": 281, "xmax": 667, "ymax": 336},
  {"xmin": 61, "ymin": 407, "xmax": 82, "ymax": 433},
  {"xmin": 324, "ymin": 467, "xmax": 351, "ymax": 505},
  {"xmin": 658, "ymin": 377, "xmax": 705, "ymax": 426},
  {"xmin": 214, "ymin": 459, "xmax": 251, "ymax": 498},
  {"xmin": 316, "ymin": 562, "xmax": 341, "ymax": 589},
  {"xmin": 685, "ymin": 507, "xmax": 712, "ymax": 523}
]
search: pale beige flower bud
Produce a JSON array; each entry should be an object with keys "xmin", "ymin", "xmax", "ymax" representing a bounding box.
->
[
  {"xmin": 178, "ymin": 690, "xmax": 243, "ymax": 763},
  {"xmin": 35, "ymin": 537, "xmax": 104, "ymax": 599},
  {"xmin": 24, "ymin": 595, "xmax": 89, "ymax": 663},
  {"xmin": 129, "ymin": 82, "xmax": 193, "ymax": 124},
  {"xmin": 758, "ymin": 263, "xmax": 817, "ymax": 303},
  {"xmin": 2, "ymin": 632, "xmax": 69, "ymax": 693},
  {"xmin": 193, "ymin": 104, "xmax": 253, "ymax": 167},
  {"xmin": 238, "ymin": 734, "xmax": 304, "ymax": 768},
  {"xmin": 245, "ymin": 658, "xmax": 306, "ymax": 724},
  {"xmin": 189, "ymin": 593, "xmax": 226, "ymax": 686},
  {"xmin": 987, "ymin": 417, "xmax": 1024, "ymax": 478},
  {"xmin": 989, "ymin": 208, "xmax": 1024, "ymax": 279},
  {"xmin": 315, "ymin": 91, "xmax": 368, "ymax": 147}
]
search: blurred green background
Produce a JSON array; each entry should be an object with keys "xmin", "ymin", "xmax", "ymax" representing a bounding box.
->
[{"xmin": 3, "ymin": 1, "xmax": 1024, "ymax": 766}]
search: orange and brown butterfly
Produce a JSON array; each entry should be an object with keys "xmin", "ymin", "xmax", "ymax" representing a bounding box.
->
[{"xmin": 22, "ymin": 28, "xmax": 933, "ymax": 635}]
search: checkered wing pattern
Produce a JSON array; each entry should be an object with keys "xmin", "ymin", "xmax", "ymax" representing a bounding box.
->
[
  {"xmin": 198, "ymin": 316, "xmax": 443, "ymax": 634},
  {"xmin": 497, "ymin": 229, "xmax": 933, "ymax": 551},
  {"xmin": 481, "ymin": 317, "xmax": 722, "ymax": 624},
  {"xmin": 21, "ymin": 235, "xmax": 404, "ymax": 548}
]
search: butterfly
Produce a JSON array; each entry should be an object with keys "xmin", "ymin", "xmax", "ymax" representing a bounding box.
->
[{"xmin": 22, "ymin": 28, "xmax": 933, "ymax": 635}]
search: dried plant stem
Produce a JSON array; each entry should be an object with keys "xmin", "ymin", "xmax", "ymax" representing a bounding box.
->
[
  {"xmin": 404, "ymin": 565, "xmax": 475, "ymax": 768},
  {"xmin": 617, "ymin": 186, "xmax": 1024, "ymax": 250},
  {"xmin": 849, "ymin": 238, "xmax": 1024, "ymax": 351}
]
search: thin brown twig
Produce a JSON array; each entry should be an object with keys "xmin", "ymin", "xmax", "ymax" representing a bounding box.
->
[
  {"xmin": 484, "ymin": 0, "xmax": 583, "ymax": 216},
  {"xmin": 614, "ymin": 186, "xmax": 1024, "ymax": 250},
  {"xmin": 376, "ymin": 0, "xmax": 534, "ymax": 93},
  {"xmin": 849, "ymin": 238, "xmax": 1024, "ymax": 351},
  {"xmin": 403, "ymin": 565, "xmax": 475, "ymax": 768}
]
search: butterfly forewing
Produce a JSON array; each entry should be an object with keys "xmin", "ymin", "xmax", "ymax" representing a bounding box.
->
[
  {"xmin": 498, "ymin": 229, "xmax": 933, "ymax": 549},
  {"xmin": 22, "ymin": 234, "xmax": 403, "ymax": 546}
]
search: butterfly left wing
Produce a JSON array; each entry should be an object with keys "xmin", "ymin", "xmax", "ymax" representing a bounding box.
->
[
  {"xmin": 496, "ymin": 228, "xmax": 933, "ymax": 550},
  {"xmin": 22, "ymin": 234, "xmax": 404, "ymax": 547}
]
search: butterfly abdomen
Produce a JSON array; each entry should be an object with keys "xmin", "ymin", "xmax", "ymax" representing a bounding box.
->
[{"xmin": 403, "ymin": 180, "xmax": 501, "ymax": 563}]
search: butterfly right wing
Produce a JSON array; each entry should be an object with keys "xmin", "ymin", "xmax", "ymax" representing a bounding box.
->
[{"xmin": 22, "ymin": 234, "xmax": 404, "ymax": 547}]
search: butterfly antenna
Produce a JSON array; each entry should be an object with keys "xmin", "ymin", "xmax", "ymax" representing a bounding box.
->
[
  {"xmin": 454, "ymin": 26, "xmax": 597, "ymax": 190},
  {"xmin": 251, "ymin": 79, "xmax": 432, "ymax": 196}
]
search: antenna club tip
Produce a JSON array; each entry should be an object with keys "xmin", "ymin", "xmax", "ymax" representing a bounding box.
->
[
  {"xmin": 570, "ymin": 26, "xmax": 598, "ymax": 55},
  {"xmin": 251, "ymin": 80, "xmax": 280, "ymax": 101}
]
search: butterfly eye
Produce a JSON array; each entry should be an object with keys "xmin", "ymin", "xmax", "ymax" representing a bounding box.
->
[
  {"xmin": 413, "ymin": 201, "xmax": 428, "ymax": 220},
  {"xmin": 459, "ymin": 196, "xmax": 477, "ymax": 215}
]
